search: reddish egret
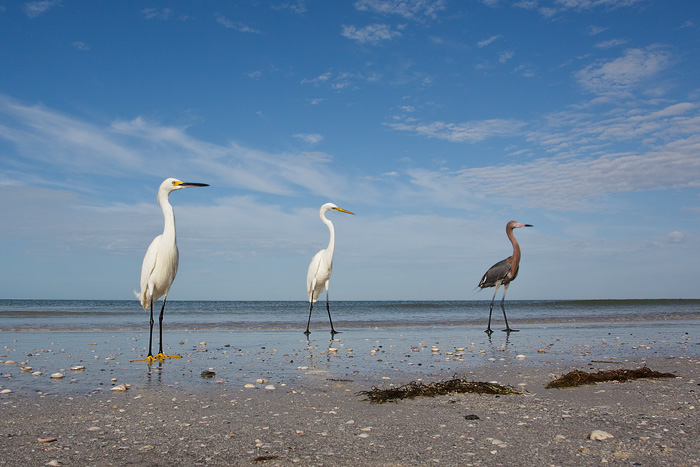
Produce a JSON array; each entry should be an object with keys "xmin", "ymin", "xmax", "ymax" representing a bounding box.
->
[
  {"xmin": 135, "ymin": 178, "xmax": 208, "ymax": 362},
  {"xmin": 478, "ymin": 220, "xmax": 532, "ymax": 334},
  {"xmin": 305, "ymin": 202, "xmax": 355, "ymax": 335}
]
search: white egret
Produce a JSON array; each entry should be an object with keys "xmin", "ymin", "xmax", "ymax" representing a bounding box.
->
[
  {"xmin": 478, "ymin": 220, "xmax": 533, "ymax": 335},
  {"xmin": 305, "ymin": 202, "xmax": 355, "ymax": 335},
  {"xmin": 135, "ymin": 178, "xmax": 208, "ymax": 362}
]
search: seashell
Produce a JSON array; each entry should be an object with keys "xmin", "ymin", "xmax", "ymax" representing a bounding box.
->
[
  {"xmin": 50, "ymin": 372, "xmax": 64, "ymax": 379},
  {"xmin": 70, "ymin": 365, "xmax": 86, "ymax": 371},
  {"xmin": 21, "ymin": 366, "xmax": 33, "ymax": 372},
  {"xmin": 589, "ymin": 430, "xmax": 614, "ymax": 440},
  {"xmin": 0, "ymin": 389, "xmax": 12, "ymax": 394},
  {"xmin": 255, "ymin": 378, "xmax": 268, "ymax": 384},
  {"xmin": 244, "ymin": 383, "xmax": 256, "ymax": 389},
  {"xmin": 516, "ymin": 354, "xmax": 526, "ymax": 360},
  {"xmin": 110, "ymin": 384, "xmax": 129, "ymax": 392},
  {"xmin": 32, "ymin": 371, "xmax": 42, "ymax": 376},
  {"xmin": 264, "ymin": 384, "xmax": 276, "ymax": 390},
  {"xmin": 38, "ymin": 437, "xmax": 57, "ymax": 443}
]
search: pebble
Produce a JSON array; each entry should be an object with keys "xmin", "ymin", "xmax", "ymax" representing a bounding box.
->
[
  {"xmin": 50, "ymin": 372, "xmax": 64, "ymax": 379},
  {"xmin": 70, "ymin": 365, "xmax": 86, "ymax": 371},
  {"xmin": 45, "ymin": 460, "xmax": 62, "ymax": 466},
  {"xmin": 516, "ymin": 354, "xmax": 526, "ymax": 360},
  {"xmin": 32, "ymin": 371, "xmax": 42, "ymax": 376},
  {"xmin": 38, "ymin": 437, "xmax": 57, "ymax": 444},
  {"xmin": 255, "ymin": 378, "xmax": 269, "ymax": 384},
  {"xmin": 244, "ymin": 383, "xmax": 256, "ymax": 389},
  {"xmin": 264, "ymin": 384, "xmax": 276, "ymax": 390},
  {"xmin": 111, "ymin": 384, "xmax": 129, "ymax": 392},
  {"xmin": 4, "ymin": 360, "xmax": 16, "ymax": 365},
  {"xmin": 21, "ymin": 366, "xmax": 33, "ymax": 372},
  {"xmin": 0, "ymin": 389, "xmax": 12, "ymax": 394},
  {"xmin": 589, "ymin": 430, "xmax": 614, "ymax": 440}
]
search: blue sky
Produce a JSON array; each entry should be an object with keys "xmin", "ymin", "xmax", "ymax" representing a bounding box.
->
[{"xmin": 1, "ymin": 0, "xmax": 699, "ymax": 301}]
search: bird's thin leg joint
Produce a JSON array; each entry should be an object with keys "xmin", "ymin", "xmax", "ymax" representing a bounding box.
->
[
  {"xmin": 155, "ymin": 298, "xmax": 181, "ymax": 360},
  {"xmin": 326, "ymin": 289, "xmax": 339, "ymax": 335},
  {"xmin": 500, "ymin": 286, "xmax": 518, "ymax": 333},
  {"xmin": 304, "ymin": 300, "xmax": 313, "ymax": 335}
]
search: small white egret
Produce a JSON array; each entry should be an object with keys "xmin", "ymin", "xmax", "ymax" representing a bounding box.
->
[
  {"xmin": 478, "ymin": 220, "xmax": 533, "ymax": 335},
  {"xmin": 135, "ymin": 178, "xmax": 208, "ymax": 362},
  {"xmin": 305, "ymin": 202, "xmax": 355, "ymax": 335}
]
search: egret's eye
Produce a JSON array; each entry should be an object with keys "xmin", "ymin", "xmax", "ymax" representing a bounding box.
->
[{"xmin": 172, "ymin": 180, "xmax": 181, "ymax": 186}]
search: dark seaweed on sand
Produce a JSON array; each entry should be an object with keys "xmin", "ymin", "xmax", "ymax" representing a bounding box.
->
[
  {"xmin": 546, "ymin": 367, "xmax": 676, "ymax": 389},
  {"xmin": 358, "ymin": 377, "xmax": 522, "ymax": 404}
]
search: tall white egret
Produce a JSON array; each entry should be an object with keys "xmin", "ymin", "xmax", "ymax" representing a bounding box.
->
[
  {"xmin": 305, "ymin": 202, "xmax": 355, "ymax": 335},
  {"xmin": 478, "ymin": 220, "xmax": 532, "ymax": 335},
  {"xmin": 135, "ymin": 178, "xmax": 208, "ymax": 362}
]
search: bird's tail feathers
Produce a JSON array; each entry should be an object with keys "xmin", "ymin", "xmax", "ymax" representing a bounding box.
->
[{"xmin": 134, "ymin": 289, "xmax": 149, "ymax": 310}]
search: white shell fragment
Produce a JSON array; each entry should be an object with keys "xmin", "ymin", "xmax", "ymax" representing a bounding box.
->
[
  {"xmin": 110, "ymin": 384, "xmax": 129, "ymax": 392},
  {"xmin": 70, "ymin": 365, "xmax": 86, "ymax": 371},
  {"xmin": 50, "ymin": 372, "xmax": 64, "ymax": 379},
  {"xmin": 589, "ymin": 430, "xmax": 614, "ymax": 440}
]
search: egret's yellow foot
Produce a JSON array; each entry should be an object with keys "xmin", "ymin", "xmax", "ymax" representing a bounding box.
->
[
  {"xmin": 131, "ymin": 355, "xmax": 159, "ymax": 363},
  {"xmin": 156, "ymin": 353, "xmax": 181, "ymax": 360}
]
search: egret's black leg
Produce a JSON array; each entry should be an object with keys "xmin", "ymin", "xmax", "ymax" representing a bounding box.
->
[
  {"xmin": 305, "ymin": 301, "xmax": 313, "ymax": 335},
  {"xmin": 500, "ymin": 286, "xmax": 518, "ymax": 333},
  {"xmin": 148, "ymin": 297, "xmax": 155, "ymax": 357},
  {"xmin": 158, "ymin": 297, "xmax": 167, "ymax": 355},
  {"xmin": 485, "ymin": 287, "xmax": 498, "ymax": 335},
  {"xmin": 326, "ymin": 290, "xmax": 339, "ymax": 335}
]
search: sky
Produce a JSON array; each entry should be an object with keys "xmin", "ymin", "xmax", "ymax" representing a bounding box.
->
[{"xmin": 0, "ymin": 0, "xmax": 699, "ymax": 301}]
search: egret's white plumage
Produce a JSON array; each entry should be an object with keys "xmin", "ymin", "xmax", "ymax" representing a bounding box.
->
[
  {"xmin": 135, "ymin": 178, "xmax": 208, "ymax": 361},
  {"xmin": 305, "ymin": 202, "xmax": 354, "ymax": 334}
]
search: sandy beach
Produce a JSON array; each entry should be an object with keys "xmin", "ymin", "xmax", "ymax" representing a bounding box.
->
[{"xmin": 2, "ymin": 322, "xmax": 699, "ymax": 466}]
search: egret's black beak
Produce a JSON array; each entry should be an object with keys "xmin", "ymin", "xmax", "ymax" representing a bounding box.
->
[{"xmin": 180, "ymin": 182, "xmax": 209, "ymax": 187}]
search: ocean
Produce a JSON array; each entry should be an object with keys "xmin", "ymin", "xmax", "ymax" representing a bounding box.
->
[{"xmin": 1, "ymin": 299, "xmax": 699, "ymax": 331}]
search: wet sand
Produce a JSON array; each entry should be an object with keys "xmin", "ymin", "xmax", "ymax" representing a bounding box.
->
[{"xmin": 1, "ymin": 322, "xmax": 699, "ymax": 466}]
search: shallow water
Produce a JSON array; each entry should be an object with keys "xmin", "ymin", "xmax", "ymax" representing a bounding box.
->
[
  {"xmin": 1, "ymin": 317, "xmax": 698, "ymax": 397},
  {"xmin": 1, "ymin": 299, "xmax": 699, "ymax": 331}
]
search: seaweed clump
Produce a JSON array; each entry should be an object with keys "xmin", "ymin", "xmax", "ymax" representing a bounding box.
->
[
  {"xmin": 546, "ymin": 367, "xmax": 676, "ymax": 389},
  {"xmin": 358, "ymin": 377, "xmax": 522, "ymax": 404}
]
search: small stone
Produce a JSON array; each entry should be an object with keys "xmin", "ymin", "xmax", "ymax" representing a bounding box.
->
[
  {"xmin": 45, "ymin": 460, "xmax": 62, "ymax": 466},
  {"xmin": 50, "ymin": 372, "xmax": 64, "ymax": 379},
  {"xmin": 0, "ymin": 389, "xmax": 12, "ymax": 394},
  {"xmin": 111, "ymin": 384, "xmax": 129, "ymax": 392},
  {"xmin": 4, "ymin": 360, "xmax": 16, "ymax": 365},
  {"xmin": 70, "ymin": 365, "xmax": 86, "ymax": 371},
  {"xmin": 21, "ymin": 366, "xmax": 33, "ymax": 372},
  {"xmin": 201, "ymin": 370, "xmax": 216, "ymax": 378},
  {"xmin": 255, "ymin": 378, "xmax": 268, "ymax": 384},
  {"xmin": 244, "ymin": 383, "xmax": 256, "ymax": 389},
  {"xmin": 589, "ymin": 430, "xmax": 614, "ymax": 441},
  {"xmin": 32, "ymin": 371, "xmax": 42, "ymax": 376},
  {"xmin": 264, "ymin": 385, "xmax": 276, "ymax": 390},
  {"xmin": 464, "ymin": 414, "xmax": 480, "ymax": 420},
  {"xmin": 38, "ymin": 437, "xmax": 57, "ymax": 444},
  {"xmin": 87, "ymin": 427, "xmax": 101, "ymax": 432},
  {"xmin": 516, "ymin": 354, "xmax": 526, "ymax": 360}
]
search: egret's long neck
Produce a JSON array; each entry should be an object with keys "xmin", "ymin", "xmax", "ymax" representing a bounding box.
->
[
  {"xmin": 323, "ymin": 215, "xmax": 335, "ymax": 256},
  {"xmin": 507, "ymin": 227, "xmax": 521, "ymax": 273},
  {"xmin": 158, "ymin": 191, "xmax": 176, "ymax": 242}
]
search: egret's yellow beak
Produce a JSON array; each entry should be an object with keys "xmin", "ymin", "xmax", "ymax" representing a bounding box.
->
[{"xmin": 333, "ymin": 207, "xmax": 355, "ymax": 215}]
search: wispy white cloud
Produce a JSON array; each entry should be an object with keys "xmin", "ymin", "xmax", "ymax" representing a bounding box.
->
[
  {"xmin": 576, "ymin": 45, "xmax": 674, "ymax": 97},
  {"xmin": 595, "ymin": 38, "xmax": 628, "ymax": 49},
  {"xmin": 141, "ymin": 7, "xmax": 189, "ymax": 21},
  {"xmin": 214, "ymin": 13, "xmax": 260, "ymax": 33},
  {"xmin": 478, "ymin": 35, "xmax": 502, "ymax": 47},
  {"xmin": 22, "ymin": 0, "xmax": 61, "ymax": 18},
  {"xmin": 342, "ymin": 23, "xmax": 402, "ymax": 44},
  {"xmin": 386, "ymin": 118, "xmax": 526, "ymax": 142},
  {"xmin": 354, "ymin": 0, "xmax": 446, "ymax": 20},
  {"xmin": 72, "ymin": 41, "xmax": 90, "ymax": 51},
  {"xmin": 0, "ymin": 96, "xmax": 352, "ymax": 199},
  {"xmin": 293, "ymin": 133, "xmax": 324, "ymax": 144}
]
